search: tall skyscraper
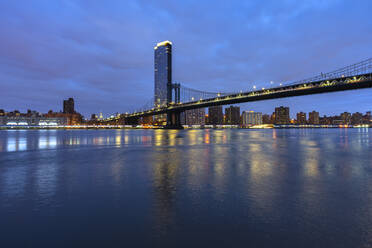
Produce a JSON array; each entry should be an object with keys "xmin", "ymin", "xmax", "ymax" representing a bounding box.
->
[
  {"xmin": 275, "ymin": 106, "xmax": 290, "ymax": 124},
  {"xmin": 154, "ymin": 41, "xmax": 172, "ymax": 125},
  {"xmin": 154, "ymin": 41, "xmax": 172, "ymax": 108},
  {"xmin": 225, "ymin": 105, "xmax": 240, "ymax": 125},
  {"xmin": 208, "ymin": 106, "xmax": 223, "ymax": 125},
  {"xmin": 63, "ymin": 98, "xmax": 74, "ymax": 114}
]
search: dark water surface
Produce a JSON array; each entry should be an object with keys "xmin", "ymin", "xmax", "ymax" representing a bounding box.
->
[{"xmin": 1, "ymin": 129, "xmax": 372, "ymax": 247}]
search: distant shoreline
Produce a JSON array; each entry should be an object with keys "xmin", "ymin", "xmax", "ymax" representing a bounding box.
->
[{"xmin": 0, "ymin": 124, "xmax": 370, "ymax": 130}]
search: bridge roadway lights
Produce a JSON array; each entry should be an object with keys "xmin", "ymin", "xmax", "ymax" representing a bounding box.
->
[{"xmin": 165, "ymin": 111, "xmax": 183, "ymax": 129}]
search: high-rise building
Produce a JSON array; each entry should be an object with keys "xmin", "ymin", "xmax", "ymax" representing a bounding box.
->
[
  {"xmin": 296, "ymin": 112, "xmax": 307, "ymax": 124},
  {"xmin": 154, "ymin": 41, "xmax": 172, "ymax": 108},
  {"xmin": 182, "ymin": 108, "xmax": 205, "ymax": 125},
  {"xmin": 154, "ymin": 41, "xmax": 172, "ymax": 125},
  {"xmin": 274, "ymin": 106, "xmax": 290, "ymax": 124},
  {"xmin": 242, "ymin": 111, "xmax": 262, "ymax": 126},
  {"xmin": 208, "ymin": 106, "xmax": 223, "ymax": 125},
  {"xmin": 225, "ymin": 106, "xmax": 240, "ymax": 125},
  {"xmin": 63, "ymin": 98, "xmax": 75, "ymax": 114},
  {"xmin": 308, "ymin": 111, "xmax": 319, "ymax": 124}
]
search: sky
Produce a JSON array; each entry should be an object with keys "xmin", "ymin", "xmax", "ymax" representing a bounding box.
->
[{"xmin": 0, "ymin": 0, "xmax": 372, "ymax": 118}]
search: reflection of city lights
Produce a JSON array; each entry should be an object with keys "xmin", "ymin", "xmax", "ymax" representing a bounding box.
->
[
  {"xmin": 115, "ymin": 134, "xmax": 121, "ymax": 146},
  {"xmin": 204, "ymin": 131, "xmax": 210, "ymax": 144},
  {"xmin": 272, "ymin": 129, "xmax": 277, "ymax": 139},
  {"xmin": 7, "ymin": 137, "xmax": 16, "ymax": 152}
]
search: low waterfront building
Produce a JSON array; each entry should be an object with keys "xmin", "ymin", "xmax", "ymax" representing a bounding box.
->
[
  {"xmin": 181, "ymin": 108, "xmax": 205, "ymax": 125},
  {"xmin": 351, "ymin": 112, "xmax": 363, "ymax": 125},
  {"xmin": 0, "ymin": 116, "xmax": 67, "ymax": 126},
  {"xmin": 43, "ymin": 111, "xmax": 82, "ymax": 125},
  {"xmin": 340, "ymin": 112, "xmax": 351, "ymax": 125},
  {"xmin": 242, "ymin": 111, "xmax": 262, "ymax": 126}
]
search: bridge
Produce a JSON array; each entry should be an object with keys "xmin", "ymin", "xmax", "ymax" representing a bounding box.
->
[{"xmin": 113, "ymin": 58, "xmax": 372, "ymax": 128}]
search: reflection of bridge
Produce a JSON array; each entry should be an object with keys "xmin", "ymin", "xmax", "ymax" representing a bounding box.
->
[{"xmin": 121, "ymin": 58, "xmax": 372, "ymax": 128}]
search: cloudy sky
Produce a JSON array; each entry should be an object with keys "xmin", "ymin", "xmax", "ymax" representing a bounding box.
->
[{"xmin": 1, "ymin": 0, "xmax": 372, "ymax": 118}]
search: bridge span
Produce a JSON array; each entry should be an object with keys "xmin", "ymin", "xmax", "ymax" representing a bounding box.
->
[{"xmin": 123, "ymin": 72, "xmax": 372, "ymax": 127}]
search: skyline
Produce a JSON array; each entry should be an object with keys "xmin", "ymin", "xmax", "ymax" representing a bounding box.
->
[{"xmin": 1, "ymin": 0, "xmax": 372, "ymax": 117}]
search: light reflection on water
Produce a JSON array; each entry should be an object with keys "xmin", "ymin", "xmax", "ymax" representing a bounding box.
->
[{"xmin": 0, "ymin": 129, "xmax": 372, "ymax": 247}]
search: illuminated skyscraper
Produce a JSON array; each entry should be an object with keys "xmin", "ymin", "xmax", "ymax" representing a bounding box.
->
[
  {"xmin": 154, "ymin": 41, "xmax": 172, "ymax": 124},
  {"xmin": 154, "ymin": 41, "xmax": 172, "ymax": 108}
]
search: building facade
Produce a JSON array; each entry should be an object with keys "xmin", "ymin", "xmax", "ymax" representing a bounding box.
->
[
  {"xmin": 208, "ymin": 106, "xmax": 223, "ymax": 125},
  {"xmin": 274, "ymin": 106, "xmax": 290, "ymax": 124},
  {"xmin": 242, "ymin": 111, "xmax": 262, "ymax": 126},
  {"xmin": 63, "ymin": 98, "xmax": 75, "ymax": 114},
  {"xmin": 182, "ymin": 108, "xmax": 205, "ymax": 125},
  {"xmin": 154, "ymin": 41, "xmax": 172, "ymax": 108},
  {"xmin": 340, "ymin": 112, "xmax": 351, "ymax": 125},
  {"xmin": 296, "ymin": 112, "xmax": 307, "ymax": 124},
  {"xmin": 351, "ymin": 112, "xmax": 363, "ymax": 125},
  {"xmin": 225, "ymin": 106, "xmax": 240, "ymax": 125},
  {"xmin": 308, "ymin": 111, "xmax": 320, "ymax": 125},
  {"xmin": 43, "ymin": 112, "xmax": 82, "ymax": 125},
  {"xmin": 0, "ymin": 116, "xmax": 67, "ymax": 126},
  {"xmin": 154, "ymin": 41, "xmax": 172, "ymax": 125},
  {"xmin": 262, "ymin": 114, "xmax": 272, "ymax": 124}
]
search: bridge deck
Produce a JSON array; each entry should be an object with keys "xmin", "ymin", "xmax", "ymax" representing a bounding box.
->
[{"xmin": 125, "ymin": 73, "xmax": 372, "ymax": 118}]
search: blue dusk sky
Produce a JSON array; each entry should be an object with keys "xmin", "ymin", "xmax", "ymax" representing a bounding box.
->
[{"xmin": 0, "ymin": 0, "xmax": 372, "ymax": 118}]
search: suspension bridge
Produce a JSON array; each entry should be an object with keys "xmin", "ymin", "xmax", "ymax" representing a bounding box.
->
[{"xmin": 109, "ymin": 58, "xmax": 372, "ymax": 128}]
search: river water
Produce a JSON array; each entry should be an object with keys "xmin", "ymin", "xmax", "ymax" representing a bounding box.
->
[{"xmin": 1, "ymin": 129, "xmax": 372, "ymax": 247}]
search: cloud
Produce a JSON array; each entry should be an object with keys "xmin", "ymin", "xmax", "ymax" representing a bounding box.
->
[{"xmin": 0, "ymin": 0, "xmax": 371, "ymax": 117}]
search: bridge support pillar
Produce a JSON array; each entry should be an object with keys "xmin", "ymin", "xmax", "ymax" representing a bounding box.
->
[{"xmin": 165, "ymin": 111, "xmax": 183, "ymax": 129}]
